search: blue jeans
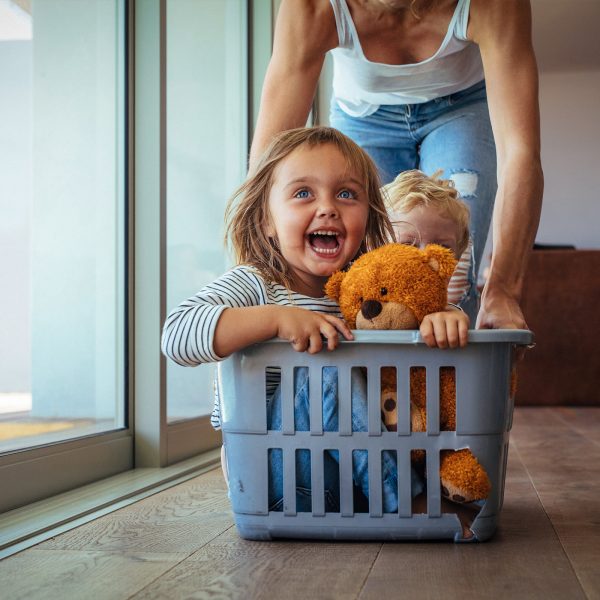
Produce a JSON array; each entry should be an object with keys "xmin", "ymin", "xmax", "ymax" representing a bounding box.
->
[
  {"xmin": 267, "ymin": 366, "xmax": 424, "ymax": 512},
  {"xmin": 330, "ymin": 80, "xmax": 497, "ymax": 321}
]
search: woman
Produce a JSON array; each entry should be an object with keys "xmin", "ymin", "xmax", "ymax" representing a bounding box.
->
[{"xmin": 249, "ymin": 0, "xmax": 543, "ymax": 330}]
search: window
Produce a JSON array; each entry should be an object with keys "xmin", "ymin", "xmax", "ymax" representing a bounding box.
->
[
  {"xmin": 0, "ymin": 0, "xmax": 271, "ymax": 537},
  {"xmin": 0, "ymin": 0, "xmax": 127, "ymax": 454},
  {"xmin": 0, "ymin": 0, "xmax": 130, "ymax": 513},
  {"xmin": 166, "ymin": 0, "xmax": 247, "ymax": 422}
]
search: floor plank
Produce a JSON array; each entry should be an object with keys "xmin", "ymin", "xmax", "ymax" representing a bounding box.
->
[
  {"xmin": 131, "ymin": 527, "xmax": 381, "ymax": 600},
  {"xmin": 32, "ymin": 512, "xmax": 233, "ymax": 554},
  {"xmin": 111, "ymin": 467, "xmax": 231, "ymax": 518},
  {"xmin": 0, "ymin": 549, "xmax": 185, "ymax": 600},
  {"xmin": 511, "ymin": 408, "xmax": 600, "ymax": 599},
  {"xmin": 1, "ymin": 408, "xmax": 599, "ymax": 600},
  {"xmin": 359, "ymin": 443, "xmax": 587, "ymax": 600},
  {"xmin": 545, "ymin": 406, "xmax": 600, "ymax": 446},
  {"xmin": 34, "ymin": 466, "xmax": 232, "ymax": 554}
]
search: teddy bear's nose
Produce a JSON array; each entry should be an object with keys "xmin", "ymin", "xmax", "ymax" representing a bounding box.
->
[{"xmin": 361, "ymin": 299, "xmax": 382, "ymax": 320}]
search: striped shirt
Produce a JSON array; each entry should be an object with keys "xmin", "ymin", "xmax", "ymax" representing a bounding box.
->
[
  {"xmin": 161, "ymin": 265, "xmax": 342, "ymax": 429},
  {"xmin": 447, "ymin": 239, "xmax": 472, "ymax": 305}
]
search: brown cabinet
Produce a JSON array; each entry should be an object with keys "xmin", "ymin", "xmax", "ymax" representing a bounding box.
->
[{"xmin": 515, "ymin": 249, "xmax": 600, "ymax": 406}]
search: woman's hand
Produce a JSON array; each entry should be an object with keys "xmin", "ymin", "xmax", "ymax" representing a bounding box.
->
[
  {"xmin": 274, "ymin": 306, "xmax": 354, "ymax": 353},
  {"xmin": 477, "ymin": 286, "xmax": 530, "ymax": 361},
  {"xmin": 477, "ymin": 286, "xmax": 527, "ymax": 330},
  {"xmin": 420, "ymin": 309, "xmax": 470, "ymax": 349}
]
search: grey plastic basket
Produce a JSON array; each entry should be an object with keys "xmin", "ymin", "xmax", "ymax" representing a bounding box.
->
[{"xmin": 218, "ymin": 329, "xmax": 533, "ymax": 542}]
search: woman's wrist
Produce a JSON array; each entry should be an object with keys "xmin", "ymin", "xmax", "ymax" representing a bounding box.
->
[{"xmin": 481, "ymin": 276, "xmax": 522, "ymax": 305}]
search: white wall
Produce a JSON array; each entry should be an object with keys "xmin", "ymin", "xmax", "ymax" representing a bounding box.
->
[
  {"xmin": 536, "ymin": 69, "xmax": 600, "ymax": 249},
  {"xmin": 478, "ymin": 68, "xmax": 600, "ymax": 271}
]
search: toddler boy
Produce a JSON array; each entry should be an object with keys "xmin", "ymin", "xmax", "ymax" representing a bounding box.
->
[{"xmin": 383, "ymin": 169, "xmax": 472, "ymax": 309}]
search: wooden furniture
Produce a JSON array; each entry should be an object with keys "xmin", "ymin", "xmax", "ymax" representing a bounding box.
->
[{"xmin": 515, "ymin": 249, "xmax": 600, "ymax": 406}]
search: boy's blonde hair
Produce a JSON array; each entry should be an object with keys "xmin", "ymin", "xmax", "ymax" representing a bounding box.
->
[
  {"xmin": 383, "ymin": 169, "xmax": 470, "ymax": 256},
  {"xmin": 225, "ymin": 127, "xmax": 394, "ymax": 288}
]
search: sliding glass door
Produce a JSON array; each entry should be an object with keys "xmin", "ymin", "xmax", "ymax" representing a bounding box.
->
[
  {"xmin": 0, "ymin": 0, "xmax": 271, "ymax": 514},
  {"xmin": 0, "ymin": 0, "xmax": 130, "ymax": 511},
  {"xmin": 165, "ymin": 0, "xmax": 247, "ymax": 423}
]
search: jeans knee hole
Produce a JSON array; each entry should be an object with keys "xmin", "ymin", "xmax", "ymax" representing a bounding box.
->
[{"xmin": 449, "ymin": 170, "xmax": 479, "ymax": 198}]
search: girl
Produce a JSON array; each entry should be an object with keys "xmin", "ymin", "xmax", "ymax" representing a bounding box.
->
[{"xmin": 162, "ymin": 126, "xmax": 468, "ymax": 512}]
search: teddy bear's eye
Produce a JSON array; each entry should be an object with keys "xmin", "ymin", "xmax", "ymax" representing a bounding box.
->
[{"xmin": 380, "ymin": 287, "xmax": 388, "ymax": 296}]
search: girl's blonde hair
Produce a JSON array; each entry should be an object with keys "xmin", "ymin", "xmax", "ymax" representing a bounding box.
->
[
  {"xmin": 383, "ymin": 169, "xmax": 470, "ymax": 256},
  {"xmin": 225, "ymin": 126, "xmax": 394, "ymax": 288}
]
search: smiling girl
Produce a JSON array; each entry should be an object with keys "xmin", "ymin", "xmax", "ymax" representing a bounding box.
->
[
  {"xmin": 161, "ymin": 126, "xmax": 467, "ymax": 515},
  {"xmin": 162, "ymin": 127, "xmax": 393, "ymax": 380}
]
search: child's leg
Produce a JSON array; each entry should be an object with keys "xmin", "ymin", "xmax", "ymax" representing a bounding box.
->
[
  {"xmin": 316, "ymin": 367, "xmax": 422, "ymax": 512},
  {"xmin": 267, "ymin": 368, "xmax": 340, "ymax": 512},
  {"xmin": 320, "ymin": 367, "xmax": 423, "ymax": 512},
  {"xmin": 266, "ymin": 382, "xmax": 290, "ymax": 510},
  {"xmin": 268, "ymin": 366, "xmax": 423, "ymax": 513}
]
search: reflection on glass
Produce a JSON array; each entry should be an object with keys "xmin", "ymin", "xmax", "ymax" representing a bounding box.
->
[
  {"xmin": 0, "ymin": 0, "xmax": 126, "ymax": 453},
  {"xmin": 166, "ymin": 0, "xmax": 246, "ymax": 422}
]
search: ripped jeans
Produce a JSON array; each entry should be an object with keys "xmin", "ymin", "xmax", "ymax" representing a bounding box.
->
[
  {"xmin": 267, "ymin": 366, "xmax": 424, "ymax": 512},
  {"xmin": 330, "ymin": 80, "xmax": 497, "ymax": 322}
]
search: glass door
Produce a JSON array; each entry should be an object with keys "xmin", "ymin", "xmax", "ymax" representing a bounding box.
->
[
  {"xmin": 165, "ymin": 0, "xmax": 247, "ymax": 422},
  {"xmin": 0, "ymin": 0, "xmax": 129, "ymax": 510}
]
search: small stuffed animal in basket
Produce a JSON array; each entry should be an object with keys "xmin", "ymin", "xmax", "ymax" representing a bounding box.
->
[{"xmin": 325, "ymin": 242, "xmax": 491, "ymax": 504}]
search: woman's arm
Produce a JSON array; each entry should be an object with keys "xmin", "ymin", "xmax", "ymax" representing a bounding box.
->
[
  {"xmin": 249, "ymin": 0, "xmax": 338, "ymax": 170},
  {"xmin": 469, "ymin": 0, "xmax": 544, "ymax": 330}
]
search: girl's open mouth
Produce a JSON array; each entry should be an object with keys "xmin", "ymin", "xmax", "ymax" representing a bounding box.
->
[{"xmin": 308, "ymin": 230, "xmax": 342, "ymax": 256}]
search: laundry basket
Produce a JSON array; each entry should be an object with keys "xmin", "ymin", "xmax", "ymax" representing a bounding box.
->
[{"xmin": 218, "ymin": 329, "xmax": 532, "ymax": 542}]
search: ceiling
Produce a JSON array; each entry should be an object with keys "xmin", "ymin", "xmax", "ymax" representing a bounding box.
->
[{"xmin": 531, "ymin": 0, "xmax": 600, "ymax": 72}]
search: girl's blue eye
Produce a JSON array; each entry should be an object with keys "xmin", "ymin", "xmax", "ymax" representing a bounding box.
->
[
  {"xmin": 295, "ymin": 189, "xmax": 310, "ymax": 199},
  {"xmin": 338, "ymin": 189, "xmax": 355, "ymax": 199}
]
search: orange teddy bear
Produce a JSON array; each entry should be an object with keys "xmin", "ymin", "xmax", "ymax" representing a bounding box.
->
[{"xmin": 325, "ymin": 242, "xmax": 491, "ymax": 504}]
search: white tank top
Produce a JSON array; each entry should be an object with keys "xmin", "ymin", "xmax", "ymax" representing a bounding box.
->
[{"xmin": 329, "ymin": 0, "xmax": 484, "ymax": 116}]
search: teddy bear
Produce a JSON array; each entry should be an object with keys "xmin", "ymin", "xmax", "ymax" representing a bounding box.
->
[{"xmin": 325, "ymin": 242, "xmax": 491, "ymax": 504}]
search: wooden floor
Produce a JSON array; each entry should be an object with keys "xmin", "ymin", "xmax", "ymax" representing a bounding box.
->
[{"xmin": 1, "ymin": 407, "xmax": 599, "ymax": 600}]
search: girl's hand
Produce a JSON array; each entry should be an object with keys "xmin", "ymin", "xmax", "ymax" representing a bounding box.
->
[
  {"xmin": 274, "ymin": 306, "xmax": 354, "ymax": 353},
  {"xmin": 420, "ymin": 309, "xmax": 469, "ymax": 349}
]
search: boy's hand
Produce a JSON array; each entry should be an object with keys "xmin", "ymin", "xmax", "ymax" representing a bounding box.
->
[
  {"xmin": 274, "ymin": 306, "xmax": 354, "ymax": 353},
  {"xmin": 420, "ymin": 309, "xmax": 469, "ymax": 349}
]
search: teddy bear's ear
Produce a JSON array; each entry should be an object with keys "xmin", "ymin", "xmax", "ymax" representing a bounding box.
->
[
  {"xmin": 325, "ymin": 270, "xmax": 346, "ymax": 301},
  {"xmin": 423, "ymin": 244, "xmax": 458, "ymax": 281}
]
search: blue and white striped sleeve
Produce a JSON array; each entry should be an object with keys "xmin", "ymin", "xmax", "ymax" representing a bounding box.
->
[{"xmin": 161, "ymin": 266, "xmax": 264, "ymax": 366}]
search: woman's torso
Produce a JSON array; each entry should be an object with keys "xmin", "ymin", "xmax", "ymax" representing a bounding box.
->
[{"xmin": 329, "ymin": 0, "xmax": 485, "ymax": 116}]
